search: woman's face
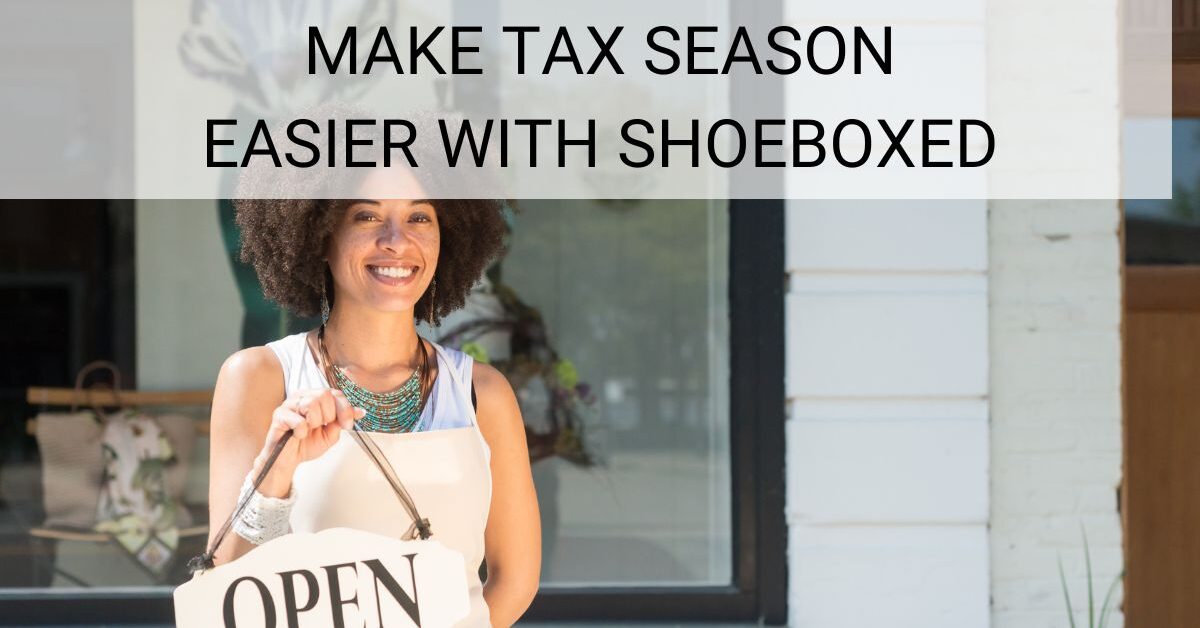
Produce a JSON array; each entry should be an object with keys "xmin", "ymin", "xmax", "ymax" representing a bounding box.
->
[{"xmin": 325, "ymin": 196, "xmax": 440, "ymax": 316}]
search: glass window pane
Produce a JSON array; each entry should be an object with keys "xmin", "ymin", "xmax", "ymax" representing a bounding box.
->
[
  {"xmin": 0, "ymin": 199, "xmax": 732, "ymax": 594},
  {"xmin": 468, "ymin": 200, "xmax": 733, "ymax": 587},
  {"xmin": 0, "ymin": 201, "xmax": 212, "ymax": 590},
  {"xmin": 1126, "ymin": 118, "xmax": 1200, "ymax": 264}
]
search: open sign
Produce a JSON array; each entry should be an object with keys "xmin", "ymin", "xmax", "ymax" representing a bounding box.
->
[{"xmin": 175, "ymin": 528, "xmax": 470, "ymax": 628}]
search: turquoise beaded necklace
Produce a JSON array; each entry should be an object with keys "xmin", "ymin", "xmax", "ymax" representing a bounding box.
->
[{"xmin": 317, "ymin": 324, "xmax": 430, "ymax": 433}]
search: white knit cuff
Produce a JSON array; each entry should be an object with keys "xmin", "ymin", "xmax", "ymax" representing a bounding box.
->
[{"xmin": 231, "ymin": 474, "xmax": 296, "ymax": 546}]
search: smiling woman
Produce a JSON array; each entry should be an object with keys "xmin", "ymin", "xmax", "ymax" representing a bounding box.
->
[{"xmin": 206, "ymin": 193, "xmax": 539, "ymax": 626}]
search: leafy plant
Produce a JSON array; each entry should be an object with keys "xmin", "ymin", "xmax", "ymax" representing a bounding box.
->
[
  {"xmin": 1058, "ymin": 527, "xmax": 1124, "ymax": 628},
  {"xmin": 435, "ymin": 207, "xmax": 601, "ymax": 467}
]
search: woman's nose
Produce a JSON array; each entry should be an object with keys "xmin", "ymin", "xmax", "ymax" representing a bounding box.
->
[{"xmin": 377, "ymin": 219, "xmax": 413, "ymax": 251}]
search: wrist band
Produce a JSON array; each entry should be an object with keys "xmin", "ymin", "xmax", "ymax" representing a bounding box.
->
[{"xmin": 231, "ymin": 473, "xmax": 296, "ymax": 546}]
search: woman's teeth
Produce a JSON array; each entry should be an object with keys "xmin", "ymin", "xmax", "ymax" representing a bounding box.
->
[{"xmin": 369, "ymin": 265, "xmax": 414, "ymax": 279}]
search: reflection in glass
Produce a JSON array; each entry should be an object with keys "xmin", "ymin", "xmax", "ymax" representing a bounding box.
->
[
  {"xmin": 496, "ymin": 200, "xmax": 732, "ymax": 587},
  {"xmin": 1127, "ymin": 118, "xmax": 1200, "ymax": 264}
]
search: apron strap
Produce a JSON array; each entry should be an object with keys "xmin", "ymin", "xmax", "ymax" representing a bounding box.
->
[
  {"xmin": 348, "ymin": 427, "xmax": 433, "ymax": 541},
  {"xmin": 188, "ymin": 422, "xmax": 435, "ymax": 574},
  {"xmin": 189, "ymin": 336, "xmax": 439, "ymax": 574}
]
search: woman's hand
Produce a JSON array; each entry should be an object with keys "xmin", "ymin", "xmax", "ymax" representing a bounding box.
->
[
  {"xmin": 209, "ymin": 349, "xmax": 365, "ymax": 565},
  {"xmin": 253, "ymin": 388, "xmax": 364, "ymax": 497}
]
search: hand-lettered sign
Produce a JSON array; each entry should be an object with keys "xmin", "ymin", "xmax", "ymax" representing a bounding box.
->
[{"xmin": 174, "ymin": 528, "xmax": 470, "ymax": 628}]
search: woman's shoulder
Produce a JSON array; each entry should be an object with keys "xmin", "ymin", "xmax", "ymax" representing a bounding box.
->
[
  {"xmin": 207, "ymin": 346, "xmax": 289, "ymax": 437},
  {"xmin": 467, "ymin": 360, "xmax": 525, "ymax": 452},
  {"xmin": 216, "ymin": 345, "xmax": 286, "ymax": 394},
  {"xmin": 222, "ymin": 329, "xmax": 311, "ymax": 377},
  {"xmin": 467, "ymin": 359, "xmax": 505, "ymax": 386},
  {"xmin": 469, "ymin": 360, "xmax": 517, "ymax": 413}
]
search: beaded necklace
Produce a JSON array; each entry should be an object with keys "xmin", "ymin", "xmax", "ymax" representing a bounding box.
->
[{"xmin": 316, "ymin": 324, "xmax": 431, "ymax": 433}]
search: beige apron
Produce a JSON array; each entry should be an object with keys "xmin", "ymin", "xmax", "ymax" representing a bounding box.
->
[{"xmin": 286, "ymin": 342, "xmax": 494, "ymax": 627}]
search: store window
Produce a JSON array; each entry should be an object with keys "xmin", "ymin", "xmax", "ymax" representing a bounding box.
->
[
  {"xmin": 488, "ymin": 201, "xmax": 733, "ymax": 587},
  {"xmin": 0, "ymin": 200, "xmax": 784, "ymax": 623}
]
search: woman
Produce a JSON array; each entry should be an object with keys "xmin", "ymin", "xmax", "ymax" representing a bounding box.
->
[{"xmin": 205, "ymin": 178, "xmax": 541, "ymax": 626}]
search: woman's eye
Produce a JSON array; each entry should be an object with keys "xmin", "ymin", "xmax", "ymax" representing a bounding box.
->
[
  {"xmin": 354, "ymin": 212, "xmax": 381, "ymax": 222},
  {"xmin": 410, "ymin": 213, "xmax": 432, "ymax": 223}
]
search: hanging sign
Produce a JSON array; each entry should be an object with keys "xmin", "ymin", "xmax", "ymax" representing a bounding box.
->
[{"xmin": 174, "ymin": 527, "xmax": 470, "ymax": 628}]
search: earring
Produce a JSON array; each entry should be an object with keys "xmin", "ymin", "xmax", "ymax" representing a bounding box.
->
[
  {"xmin": 426, "ymin": 278, "xmax": 438, "ymax": 325},
  {"xmin": 320, "ymin": 281, "xmax": 330, "ymax": 325}
]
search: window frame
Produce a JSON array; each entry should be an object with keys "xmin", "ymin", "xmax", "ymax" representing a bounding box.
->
[{"xmin": 521, "ymin": 202, "xmax": 787, "ymax": 624}]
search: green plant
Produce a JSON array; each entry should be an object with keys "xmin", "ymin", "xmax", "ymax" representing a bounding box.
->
[{"xmin": 1057, "ymin": 527, "xmax": 1125, "ymax": 628}]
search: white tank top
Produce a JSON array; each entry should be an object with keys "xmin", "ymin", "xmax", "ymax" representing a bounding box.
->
[{"xmin": 265, "ymin": 331, "xmax": 493, "ymax": 627}]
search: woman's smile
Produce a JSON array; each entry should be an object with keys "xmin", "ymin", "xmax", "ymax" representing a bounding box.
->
[{"xmin": 366, "ymin": 263, "xmax": 420, "ymax": 287}]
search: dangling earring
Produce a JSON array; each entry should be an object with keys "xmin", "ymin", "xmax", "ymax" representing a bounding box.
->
[
  {"xmin": 320, "ymin": 279, "xmax": 331, "ymax": 325},
  {"xmin": 426, "ymin": 278, "xmax": 438, "ymax": 325}
]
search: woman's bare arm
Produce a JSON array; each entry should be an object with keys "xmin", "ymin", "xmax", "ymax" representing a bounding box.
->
[
  {"xmin": 475, "ymin": 362, "xmax": 542, "ymax": 627},
  {"xmin": 206, "ymin": 346, "xmax": 360, "ymax": 566},
  {"xmin": 206, "ymin": 346, "xmax": 286, "ymax": 566}
]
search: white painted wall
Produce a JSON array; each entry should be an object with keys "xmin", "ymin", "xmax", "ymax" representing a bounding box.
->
[
  {"xmin": 986, "ymin": 0, "xmax": 1124, "ymax": 622},
  {"xmin": 784, "ymin": 0, "xmax": 1126, "ymax": 624},
  {"xmin": 783, "ymin": 204, "xmax": 1124, "ymax": 628},
  {"xmin": 784, "ymin": 200, "xmax": 991, "ymax": 628},
  {"xmin": 782, "ymin": 0, "xmax": 992, "ymax": 618},
  {"xmin": 988, "ymin": 202, "xmax": 1124, "ymax": 628}
]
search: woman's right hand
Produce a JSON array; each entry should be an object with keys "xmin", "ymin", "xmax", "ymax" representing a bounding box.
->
[{"xmin": 253, "ymin": 388, "xmax": 364, "ymax": 496}]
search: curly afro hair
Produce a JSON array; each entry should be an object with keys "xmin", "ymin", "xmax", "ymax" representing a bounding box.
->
[{"xmin": 233, "ymin": 199, "xmax": 508, "ymax": 325}]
